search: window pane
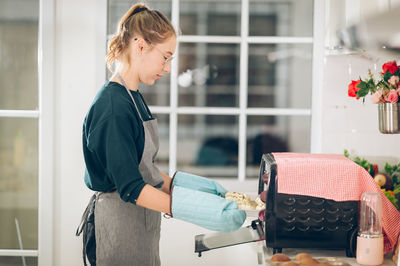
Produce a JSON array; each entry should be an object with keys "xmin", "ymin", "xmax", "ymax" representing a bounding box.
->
[
  {"xmin": 246, "ymin": 115, "xmax": 311, "ymax": 178},
  {"xmin": 153, "ymin": 113, "xmax": 169, "ymax": 174},
  {"xmin": 0, "ymin": 256, "xmax": 37, "ymax": 266},
  {"xmin": 0, "ymin": 118, "xmax": 38, "ymax": 249},
  {"xmin": 180, "ymin": 1, "xmax": 241, "ymax": 36},
  {"xmin": 248, "ymin": 43, "xmax": 312, "ymax": 108},
  {"xmin": 0, "ymin": 1, "xmax": 39, "ymax": 110},
  {"xmin": 249, "ymin": 0, "xmax": 313, "ymax": 37},
  {"xmin": 178, "ymin": 43, "xmax": 240, "ymax": 107},
  {"xmin": 177, "ymin": 115, "xmax": 238, "ymax": 178}
]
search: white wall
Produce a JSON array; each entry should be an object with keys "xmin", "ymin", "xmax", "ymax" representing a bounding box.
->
[
  {"xmin": 321, "ymin": 0, "xmax": 400, "ymax": 165},
  {"xmin": 53, "ymin": 0, "xmax": 99, "ymax": 265},
  {"xmin": 321, "ymin": 53, "xmax": 400, "ymax": 167}
]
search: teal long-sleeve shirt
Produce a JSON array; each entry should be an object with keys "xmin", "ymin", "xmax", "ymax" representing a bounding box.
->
[{"xmin": 82, "ymin": 81, "xmax": 153, "ymax": 204}]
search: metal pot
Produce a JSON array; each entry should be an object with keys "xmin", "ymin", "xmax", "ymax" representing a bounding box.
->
[{"xmin": 378, "ymin": 103, "xmax": 400, "ymax": 134}]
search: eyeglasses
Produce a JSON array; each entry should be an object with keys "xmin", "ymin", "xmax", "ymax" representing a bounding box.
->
[
  {"xmin": 134, "ymin": 37, "xmax": 174, "ymax": 65},
  {"xmin": 152, "ymin": 45, "xmax": 174, "ymax": 65}
]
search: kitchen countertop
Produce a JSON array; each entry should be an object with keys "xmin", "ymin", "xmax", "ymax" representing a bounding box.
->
[{"xmin": 261, "ymin": 247, "xmax": 396, "ymax": 266}]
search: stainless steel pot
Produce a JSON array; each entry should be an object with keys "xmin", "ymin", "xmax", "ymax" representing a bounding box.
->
[{"xmin": 378, "ymin": 103, "xmax": 400, "ymax": 134}]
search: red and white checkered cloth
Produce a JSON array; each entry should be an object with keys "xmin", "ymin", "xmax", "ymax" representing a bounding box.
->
[{"xmin": 272, "ymin": 152, "xmax": 400, "ymax": 253}]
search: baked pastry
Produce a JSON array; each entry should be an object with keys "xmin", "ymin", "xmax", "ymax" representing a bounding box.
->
[
  {"xmin": 283, "ymin": 262, "xmax": 299, "ymax": 266},
  {"xmin": 271, "ymin": 253, "xmax": 291, "ymax": 262},
  {"xmin": 299, "ymin": 257, "xmax": 319, "ymax": 265},
  {"xmin": 225, "ymin": 192, "xmax": 265, "ymax": 210},
  {"xmin": 295, "ymin": 253, "xmax": 312, "ymax": 262}
]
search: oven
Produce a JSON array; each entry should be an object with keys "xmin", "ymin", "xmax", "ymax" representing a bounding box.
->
[{"xmin": 194, "ymin": 153, "xmax": 359, "ymax": 259}]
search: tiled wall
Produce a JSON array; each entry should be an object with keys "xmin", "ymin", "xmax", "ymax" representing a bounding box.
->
[{"xmin": 321, "ymin": 53, "xmax": 400, "ymax": 167}]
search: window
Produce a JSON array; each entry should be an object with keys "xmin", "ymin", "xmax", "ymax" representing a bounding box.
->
[
  {"xmin": 0, "ymin": 0, "xmax": 54, "ymax": 264},
  {"xmin": 107, "ymin": 0, "xmax": 314, "ymax": 180},
  {"xmin": 0, "ymin": 0, "xmax": 39, "ymax": 265}
]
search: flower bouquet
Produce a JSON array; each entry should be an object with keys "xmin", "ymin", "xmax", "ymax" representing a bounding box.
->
[
  {"xmin": 348, "ymin": 60, "xmax": 400, "ymax": 133},
  {"xmin": 348, "ymin": 60, "xmax": 400, "ymax": 103}
]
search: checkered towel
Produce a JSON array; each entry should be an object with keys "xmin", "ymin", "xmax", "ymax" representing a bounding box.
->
[{"xmin": 272, "ymin": 152, "xmax": 400, "ymax": 253}]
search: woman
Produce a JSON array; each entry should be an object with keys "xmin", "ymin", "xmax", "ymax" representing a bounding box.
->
[{"xmin": 77, "ymin": 3, "xmax": 246, "ymax": 266}]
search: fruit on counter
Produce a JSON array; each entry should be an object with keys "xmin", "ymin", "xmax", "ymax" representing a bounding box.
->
[
  {"xmin": 271, "ymin": 253, "xmax": 291, "ymax": 262},
  {"xmin": 374, "ymin": 173, "xmax": 394, "ymax": 190}
]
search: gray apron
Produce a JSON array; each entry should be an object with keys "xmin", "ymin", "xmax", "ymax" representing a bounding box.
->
[{"xmin": 94, "ymin": 75, "xmax": 164, "ymax": 266}]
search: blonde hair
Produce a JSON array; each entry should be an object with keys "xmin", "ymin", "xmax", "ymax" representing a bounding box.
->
[{"xmin": 106, "ymin": 3, "xmax": 176, "ymax": 71}]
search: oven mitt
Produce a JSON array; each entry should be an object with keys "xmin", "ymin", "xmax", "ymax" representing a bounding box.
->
[
  {"xmin": 172, "ymin": 171, "xmax": 227, "ymax": 197},
  {"xmin": 171, "ymin": 186, "xmax": 246, "ymax": 232}
]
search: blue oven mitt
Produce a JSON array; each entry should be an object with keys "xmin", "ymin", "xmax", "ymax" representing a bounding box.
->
[
  {"xmin": 171, "ymin": 186, "xmax": 246, "ymax": 232},
  {"xmin": 172, "ymin": 171, "xmax": 227, "ymax": 197}
]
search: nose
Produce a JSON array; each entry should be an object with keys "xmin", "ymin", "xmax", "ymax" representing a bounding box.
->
[{"xmin": 163, "ymin": 61, "xmax": 171, "ymax": 73}]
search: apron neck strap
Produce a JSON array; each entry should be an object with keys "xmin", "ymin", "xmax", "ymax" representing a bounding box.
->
[{"xmin": 116, "ymin": 73, "xmax": 144, "ymax": 122}]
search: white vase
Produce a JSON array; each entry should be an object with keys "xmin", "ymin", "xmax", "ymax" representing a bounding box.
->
[{"xmin": 378, "ymin": 102, "xmax": 400, "ymax": 134}]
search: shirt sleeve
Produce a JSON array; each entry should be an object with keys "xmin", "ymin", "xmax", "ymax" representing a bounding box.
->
[{"xmin": 87, "ymin": 114, "xmax": 146, "ymax": 204}]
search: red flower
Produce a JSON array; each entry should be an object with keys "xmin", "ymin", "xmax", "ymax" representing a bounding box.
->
[
  {"xmin": 382, "ymin": 61, "xmax": 399, "ymax": 75},
  {"xmin": 348, "ymin": 80, "xmax": 361, "ymax": 98}
]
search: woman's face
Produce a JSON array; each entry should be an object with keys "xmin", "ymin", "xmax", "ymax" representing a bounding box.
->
[{"xmin": 131, "ymin": 35, "xmax": 177, "ymax": 85}]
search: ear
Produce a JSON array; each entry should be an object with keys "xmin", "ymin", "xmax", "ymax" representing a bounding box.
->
[{"xmin": 135, "ymin": 37, "xmax": 149, "ymax": 54}]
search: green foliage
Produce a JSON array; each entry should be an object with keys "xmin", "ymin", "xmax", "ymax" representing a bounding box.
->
[
  {"xmin": 356, "ymin": 81, "xmax": 370, "ymax": 98},
  {"xmin": 355, "ymin": 68, "xmax": 399, "ymax": 100},
  {"xmin": 345, "ymin": 150, "xmax": 400, "ymax": 211},
  {"xmin": 383, "ymin": 190, "xmax": 399, "ymax": 209},
  {"xmin": 383, "ymin": 70, "xmax": 392, "ymax": 81},
  {"xmin": 344, "ymin": 149, "xmax": 372, "ymax": 175},
  {"xmin": 385, "ymin": 162, "xmax": 400, "ymax": 187},
  {"xmin": 394, "ymin": 185, "xmax": 400, "ymax": 194}
]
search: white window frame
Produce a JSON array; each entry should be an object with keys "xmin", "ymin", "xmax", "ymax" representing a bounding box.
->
[
  {"xmin": 0, "ymin": 0, "xmax": 55, "ymax": 264},
  {"xmin": 164, "ymin": 0, "xmax": 322, "ymax": 181},
  {"xmin": 105, "ymin": 0, "xmax": 324, "ymax": 188}
]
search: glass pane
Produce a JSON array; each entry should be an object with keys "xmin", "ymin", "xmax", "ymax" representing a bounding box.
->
[
  {"xmin": 249, "ymin": 0, "xmax": 313, "ymax": 37},
  {"xmin": 0, "ymin": 1, "xmax": 39, "ymax": 110},
  {"xmin": 153, "ymin": 113, "xmax": 169, "ymax": 174},
  {"xmin": 177, "ymin": 114, "xmax": 238, "ymax": 178},
  {"xmin": 178, "ymin": 43, "xmax": 240, "ymax": 107},
  {"xmin": 246, "ymin": 115, "xmax": 311, "ymax": 178},
  {"xmin": 0, "ymin": 118, "xmax": 38, "ymax": 249},
  {"xmin": 107, "ymin": 0, "xmax": 172, "ymax": 106},
  {"xmin": 248, "ymin": 43, "xmax": 312, "ymax": 108},
  {"xmin": 0, "ymin": 256, "xmax": 37, "ymax": 266},
  {"xmin": 180, "ymin": 1, "xmax": 241, "ymax": 36}
]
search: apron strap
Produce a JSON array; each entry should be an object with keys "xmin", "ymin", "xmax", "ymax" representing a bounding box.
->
[
  {"xmin": 76, "ymin": 193, "xmax": 97, "ymax": 236},
  {"xmin": 115, "ymin": 73, "xmax": 145, "ymax": 122},
  {"xmin": 76, "ymin": 193, "xmax": 97, "ymax": 266}
]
